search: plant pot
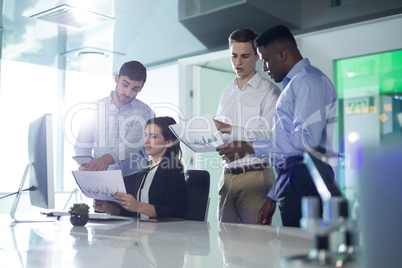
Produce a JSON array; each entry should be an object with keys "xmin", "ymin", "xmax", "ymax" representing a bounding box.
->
[{"xmin": 70, "ymin": 213, "xmax": 89, "ymax": 226}]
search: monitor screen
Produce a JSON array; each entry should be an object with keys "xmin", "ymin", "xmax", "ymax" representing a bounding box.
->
[
  {"xmin": 10, "ymin": 114, "xmax": 55, "ymax": 220},
  {"xmin": 28, "ymin": 114, "xmax": 55, "ymax": 209}
]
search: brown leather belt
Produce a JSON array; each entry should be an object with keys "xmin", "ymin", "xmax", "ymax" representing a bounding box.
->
[{"xmin": 225, "ymin": 163, "xmax": 268, "ymax": 175}]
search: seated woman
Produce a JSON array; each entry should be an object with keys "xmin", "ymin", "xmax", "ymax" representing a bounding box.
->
[{"xmin": 94, "ymin": 116, "xmax": 186, "ymax": 219}]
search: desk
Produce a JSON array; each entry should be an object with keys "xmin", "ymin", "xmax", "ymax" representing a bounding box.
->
[{"xmin": 0, "ymin": 214, "xmax": 357, "ymax": 267}]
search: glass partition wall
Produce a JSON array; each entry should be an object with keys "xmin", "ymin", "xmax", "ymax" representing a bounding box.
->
[{"xmin": 335, "ymin": 50, "xmax": 402, "ymax": 196}]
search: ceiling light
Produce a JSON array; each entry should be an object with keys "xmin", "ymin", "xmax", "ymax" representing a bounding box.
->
[
  {"xmin": 60, "ymin": 47, "xmax": 125, "ymax": 59},
  {"xmin": 78, "ymin": 51, "xmax": 109, "ymax": 59},
  {"xmin": 347, "ymin": 72, "xmax": 356, "ymax": 77},
  {"xmin": 29, "ymin": 4, "xmax": 114, "ymax": 30}
]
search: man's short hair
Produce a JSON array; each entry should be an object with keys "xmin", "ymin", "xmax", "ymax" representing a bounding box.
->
[
  {"xmin": 119, "ymin": 61, "xmax": 147, "ymax": 83},
  {"xmin": 229, "ymin": 29, "xmax": 258, "ymax": 54},
  {"xmin": 255, "ymin": 25, "xmax": 297, "ymax": 49}
]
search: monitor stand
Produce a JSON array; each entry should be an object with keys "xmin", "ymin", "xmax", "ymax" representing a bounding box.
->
[{"xmin": 10, "ymin": 162, "xmax": 55, "ymax": 223}]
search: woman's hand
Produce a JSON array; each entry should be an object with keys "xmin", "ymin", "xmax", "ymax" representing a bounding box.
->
[
  {"xmin": 93, "ymin": 199, "xmax": 120, "ymax": 215},
  {"xmin": 114, "ymin": 192, "xmax": 141, "ymax": 212},
  {"xmin": 114, "ymin": 192, "xmax": 157, "ymax": 217},
  {"xmin": 93, "ymin": 199, "xmax": 110, "ymax": 212}
]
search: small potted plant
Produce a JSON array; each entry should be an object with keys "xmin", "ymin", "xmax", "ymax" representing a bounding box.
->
[{"xmin": 68, "ymin": 203, "xmax": 90, "ymax": 226}]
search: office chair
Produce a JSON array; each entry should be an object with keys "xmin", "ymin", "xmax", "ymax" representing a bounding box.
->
[{"xmin": 184, "ymin": 170, "xmax": 210, "ymax": 221}]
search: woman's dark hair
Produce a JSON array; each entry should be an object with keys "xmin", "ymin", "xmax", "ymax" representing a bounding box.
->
[{"xmin": 146, "ymin": 116, "xmax": 183, "ymax": 169}]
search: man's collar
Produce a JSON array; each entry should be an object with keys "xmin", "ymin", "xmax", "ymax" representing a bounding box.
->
[
  {"xmin": 233, "ymin": 72, "xmax": 261, "ymax": 91},
  {"xmin": 283, "ymin": 58, "xmax": 310, "ymax": 88}
]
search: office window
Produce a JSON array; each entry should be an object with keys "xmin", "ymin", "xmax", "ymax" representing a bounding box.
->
[
  {"xmin": 63, "ymin": 70, "xmax": 114, "ymax": 191},
  {"xmin": 0, "ymin": 59, "xmax": 59, "ymax": 192}
]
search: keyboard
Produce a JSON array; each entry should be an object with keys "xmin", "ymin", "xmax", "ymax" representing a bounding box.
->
[
  {"xmin": 88, "ymin": 213, "xmax": 134, "ymax": 221},
  {"xmin": 45, "ymin": 211, "xmax": 69, "ymax": 217}
]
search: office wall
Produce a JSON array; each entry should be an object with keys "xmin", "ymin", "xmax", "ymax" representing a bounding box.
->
[
  {"xmin": 192, "ymin": 66, "xmax": 233, "ymax": 224},
  {"xmin": 141, "ymin": 64, "xmax": 180, "ymax": 120}
]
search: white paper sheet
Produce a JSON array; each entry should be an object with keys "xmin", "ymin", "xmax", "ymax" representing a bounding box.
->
[
  {"xmin": 169, "ymin": 114, "xmax": 224, "ymax": 152},
  {"xmin": 72, "ymin": 170, "xmax": 127, "ymax": 201}
]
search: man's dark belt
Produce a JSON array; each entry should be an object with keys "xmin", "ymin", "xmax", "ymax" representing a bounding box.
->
[{"xmin": 225, "ymin": 163, "xmax": 268, "ymax": 175}]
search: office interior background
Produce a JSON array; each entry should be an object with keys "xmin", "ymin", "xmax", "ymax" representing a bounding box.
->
[{"xmin": 0, "ymin": 0, "xmax": 401, "ymax": 225}]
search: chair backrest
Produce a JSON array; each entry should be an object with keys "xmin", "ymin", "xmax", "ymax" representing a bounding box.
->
[{"xmin": 184, "ymin": 170, "xmax": 210, "ymax": 221}]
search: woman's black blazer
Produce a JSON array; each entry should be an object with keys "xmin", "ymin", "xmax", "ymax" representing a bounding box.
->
[{"xmin": 119, "ymin": 157, "xmax": 186, "ymax": 218}]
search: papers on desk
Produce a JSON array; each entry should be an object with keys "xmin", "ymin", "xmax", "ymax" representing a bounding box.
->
[
  {"xmin": 169, "ymin": 114, "xmax": 224, "ymax": 153},
  {"xmin": 72, "ymin": 170, "xmax": 126, "ymax": 201}
]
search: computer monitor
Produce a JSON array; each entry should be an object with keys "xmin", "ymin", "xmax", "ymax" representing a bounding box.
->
[
  {"xmin": 10, "ymin": 114, "xmax": 55, "ymax": 221},
  {"xmin": 359, "ymin": 146, "xmax": 402, "ymax": 268}
]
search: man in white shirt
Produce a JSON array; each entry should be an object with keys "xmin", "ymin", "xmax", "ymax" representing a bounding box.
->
[
  {"xmin": 74, "ymin": 61, "xmax": 155, "ymax": 176},
  {"xmin": 214, "ymin": 29, "xmax": 281, "ymax": 224}
]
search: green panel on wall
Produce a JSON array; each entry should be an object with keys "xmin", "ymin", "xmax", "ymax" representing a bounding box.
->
[{"xmin": 335, "ymin": 50, "xmax": 402, "ymax": 99}]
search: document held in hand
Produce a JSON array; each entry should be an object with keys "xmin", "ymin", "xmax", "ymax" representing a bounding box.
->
[
  {"xmin": 169, "ymin": 114, "xmax": 224, "ymax": 153},
  {"xmin": 72, "ymin": 170, "xmax": 127, "ymax": 201}
]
